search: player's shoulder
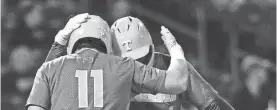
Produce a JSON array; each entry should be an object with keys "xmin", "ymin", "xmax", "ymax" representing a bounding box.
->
[
  {"xmin": 100, "ymin": 53, "xmax": 134, "ymax": 64},
  {"xmin": 98, "ymin": 54, "xmax": 136, "ymax": 73},
  {"xmin": 44, "ymin": 55, "xmax": 68, "ymax": 65},
  {"xmin": 41, "ymin": 55, "xmax": 71, "ymax": 72}
]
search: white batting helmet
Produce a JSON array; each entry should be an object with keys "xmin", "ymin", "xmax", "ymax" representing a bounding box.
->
[
  {"xmin": 67, "ymin": 15, "xmax": 112, "ymax": 55},
  {"xmin": 110, "ymin": 16, "xmax": 154, "ymax": 61}
]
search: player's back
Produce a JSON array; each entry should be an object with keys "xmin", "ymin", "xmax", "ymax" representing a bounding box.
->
[{"xmin": 44, "ymin": 49, "xmax": 133, "ymax": 110}]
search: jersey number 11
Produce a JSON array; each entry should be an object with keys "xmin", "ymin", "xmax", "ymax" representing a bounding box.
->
[{"xmin": 75, "ymin": 70, "xmax": 103, "ymax": 108}]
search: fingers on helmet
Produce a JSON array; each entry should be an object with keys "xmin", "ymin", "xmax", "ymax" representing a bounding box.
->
[{"xmin": 70, "ymin": 13, "xmax": 89, "ymax": 23}]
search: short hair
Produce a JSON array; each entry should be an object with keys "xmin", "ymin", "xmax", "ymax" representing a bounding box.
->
[{"xmin": 72, "ymin": 37, "xmax": 107, "ymax": 54}]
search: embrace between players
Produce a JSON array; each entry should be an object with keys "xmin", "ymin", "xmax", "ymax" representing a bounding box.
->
[{"xmin": 26, "ymin": 13, "xmax": 235, "ymax": 110}]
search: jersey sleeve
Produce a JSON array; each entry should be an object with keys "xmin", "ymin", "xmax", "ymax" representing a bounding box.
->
[
  {"xmin": 129, "ymin": 52, "xmax": 171, "ymax": 93},
  {"xmin": 45, "ymin": 42, "xmax": 67, "ymax": 62},
  {"xmin": 181, "ymin": 62, "xmax": 220, "ymax": 109},
  {"xmin": 26, "ymin": 64, "xmax": 51, "ymax": 110},
  {"xmin": 129, "ymin": 58, "xmax": 167, "ymax": 94}
]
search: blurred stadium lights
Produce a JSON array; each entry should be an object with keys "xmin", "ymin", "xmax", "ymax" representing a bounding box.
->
[
  {"xmin": 210, "ymin": 0, "xmax": 246, "ymax": 12},
  {"xmin": 249, "ymin": 0, "xmax": 276, "ymax": 8},
  {"xmin": 16, "ymin": 77, "xmax": 34, "ymax": 93},
  {"xmin": 109, "ymin": 0, "xmax": 131, "ymax": 20},
  {"xmin": 10, "ymin": 45, "xmax": 38, "ymax": 74},
  {"xmin": 82, "ymin": 0, "xmax": 131, "ymax": 21},
  {"xmin": 211, "ymin": 0, "xmax": 276, "ymax": 12}
]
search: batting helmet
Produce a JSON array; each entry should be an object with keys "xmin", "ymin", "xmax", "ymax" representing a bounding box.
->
[
  {"xmin": 111, "ymin": 16, "xmax": 155, "ymax": 62},
  {"xmin": 67, "ymin": 15, "xmax": 112, "ymax": 55}
]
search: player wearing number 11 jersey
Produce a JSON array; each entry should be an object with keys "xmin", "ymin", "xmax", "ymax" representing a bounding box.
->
[{"xmin": 26, "ymin": 14, "xmax": 189, "ymax": 110}]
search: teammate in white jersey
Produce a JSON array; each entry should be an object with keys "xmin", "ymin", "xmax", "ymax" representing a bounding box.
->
[{"xmin": 111, "ymin": 16, "xmax": 235, "ymax": 110}]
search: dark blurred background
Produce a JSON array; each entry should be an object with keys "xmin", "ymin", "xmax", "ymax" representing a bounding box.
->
[{"xmin": 1, "ymin": 0, "xmax": 276, "ymax": 110}]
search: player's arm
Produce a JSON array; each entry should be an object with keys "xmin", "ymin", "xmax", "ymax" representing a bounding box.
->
[
  {"xmin": 45, "ymin": 13, "xmax": 90, "ymax": 62},
  {"xmin": 159, "ymin": 26, "xmax": 189, "ymax": 94},
  {"xmin": 180, "ymin": 62, "xmax": 235, "ymax": 110},
  {"xmin": 187, "ymin": 63, "xmax": 235, "ymax": 110},
  {"xmin": 129, "ymin": 59, "xmax": 187, "ymax": 94},
  {"xmin": 130, "ymin": 26, "xmax": 189, "ymax": 94},
  {"xmin": 45, "ymin": 42, "xmax": 67, "ymax": 62},
  {"xmin": 204, "ymin": 94, "xmax": 235, "ymax": 110},
  {"xmin": 26, "ymin": 64, "xmax": 51, "ymax": 110}
]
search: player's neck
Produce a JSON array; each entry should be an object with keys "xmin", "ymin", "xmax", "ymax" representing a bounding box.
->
[
  {"xmin": 76, "ymin": 48, "xmax": 100, "ymax": 53},
  {"xmin": 75, "ymin": 48, "xmax": 103, "ymax": 58}
]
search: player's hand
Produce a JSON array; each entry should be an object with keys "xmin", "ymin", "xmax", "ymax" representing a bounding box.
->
[
  {"xmin": 55, "ymin": 13, "xmax": 90, "ymax": 45},
  {"xmin": 160, "ymin": 26, "xmax": 185, "ymax": 61},
  {"xmin": 160, "ymin": 26, "xmax": 177, "ymax": 50}
]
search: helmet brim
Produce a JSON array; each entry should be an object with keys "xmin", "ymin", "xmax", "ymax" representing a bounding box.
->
[{"xmin": 121, "ymin": 45, "xmax": 150, "ymax": 60}]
